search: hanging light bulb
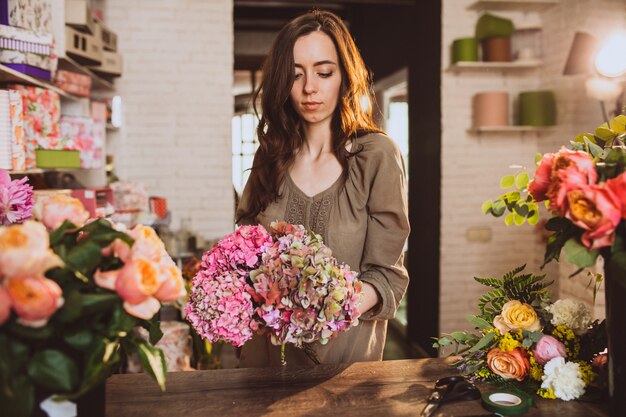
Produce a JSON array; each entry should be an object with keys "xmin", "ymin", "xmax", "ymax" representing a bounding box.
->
[{"xmin": 594, "ymin": 30, "xmax": 626, "ymax": 78}]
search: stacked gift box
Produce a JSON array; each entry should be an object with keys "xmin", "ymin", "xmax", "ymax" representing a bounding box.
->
[
  {"xmin": 54, "ymin": 69, "xmax": 91, "ymax": 97},
  {"xmin": 0, "ymin": 0, "xmax": 55, "ymax": 80}
]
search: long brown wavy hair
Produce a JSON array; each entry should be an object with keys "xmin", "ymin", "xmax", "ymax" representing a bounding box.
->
[{"xmin": 237, "ymin": 9, "xmax": 383, "ymax": 223}]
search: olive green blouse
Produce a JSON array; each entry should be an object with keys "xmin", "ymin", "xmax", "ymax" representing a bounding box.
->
[{"xmin": 235, "ymin": 132, "xmax": 410, "ymax": 367}]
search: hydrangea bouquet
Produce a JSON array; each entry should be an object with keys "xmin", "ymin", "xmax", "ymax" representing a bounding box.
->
[
  {"xmin": 0, "ymin": 170, "xmax": 186, "ymax": 417},
  {"xmin": 433, "ymin": 266, "xmax": 607, "ymax": 401},
  {"xmin": 186, "ymin": 220, "xmax": 363, "ymax": 364}
]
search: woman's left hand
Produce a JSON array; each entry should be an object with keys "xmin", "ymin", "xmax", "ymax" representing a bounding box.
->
[{"xmin": 358, "ymin": 282, "xmax": 380, "ymax": 315}]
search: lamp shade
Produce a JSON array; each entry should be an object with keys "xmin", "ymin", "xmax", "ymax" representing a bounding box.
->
[{"xmin": 563, "ymin": 32, "xmax": 598, "ymax": 75}]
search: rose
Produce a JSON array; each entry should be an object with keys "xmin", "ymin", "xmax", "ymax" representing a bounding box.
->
[
  {"xmin": 606, "ymin": 172, "xmax": 626, "ymax": 218},
  {"xmin": 0, "ymin": 221, "xmax": 63, "ymax": 279},
  {"xmin": 39, "ymin": 194, "xmax": 90, "ymax": 230},
  {"xmin": 566, "ymin": 184, "xmax": 621, "ymax": 249},
  {"xmin": 529, "ymin": 147, "xmax": 598, "ymax": 215},
  {"xmin": 533, "ymin": 335, "xmax": 566, "ymax": 365},
  {"xmin": 0, "ymin": 285, "xmax": 11, "ymax": 325},
  {"xmin": 487, "ymin": 347, "xmax": 530, "ymax": 381},
  {"xmin": 5, "ymin": 276, "xmax": 64, "ymax": 327},
  {"xmin": 493, "ymin": 300, "xmax": 541, "ymax": 333}
]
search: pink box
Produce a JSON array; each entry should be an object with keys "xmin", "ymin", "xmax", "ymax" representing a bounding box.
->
[
  {"xmin": 59, "ymin": 115, "xmax": 103, "ymax": 169},
  {"xmin": 54, "ymin": 69, "xmax": 91, "ymax": 97},
  {"xmin": 8, "ymin": 84, "xmax": 60, "ymax": 169}
]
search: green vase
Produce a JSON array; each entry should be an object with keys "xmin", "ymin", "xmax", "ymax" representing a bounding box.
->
[
  {"xmin": 452, "ymin": 38, "xmax": 478, "ymax": 63},
  {"xmin": 518, "ymin": 91, "xmax": 556, "ymax": 126}
]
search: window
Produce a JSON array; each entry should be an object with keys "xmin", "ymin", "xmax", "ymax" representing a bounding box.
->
[{"xmin": 232, "ymin": 112, "xmax": 259, "ymax": 194}]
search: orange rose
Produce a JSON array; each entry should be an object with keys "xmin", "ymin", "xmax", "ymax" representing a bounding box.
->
[{"xmin": 487, "ymin": 347, "xmax": 530, "ymax": 381}]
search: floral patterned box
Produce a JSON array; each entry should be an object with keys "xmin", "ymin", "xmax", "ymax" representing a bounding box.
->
[
  {"xmin": 0, "ymin": 0, "xmax": 52, "ymax": 34},
  {"xmin": 54, "ymin": 69, "xmax": 91, "ymax": 97},
  {"xmin": 59, "ymin": 115, "xmax": 103, "ymax": 169},
  {"xmin": 8, "ymin": 84, "xmax": 60, "ymax": 169}
]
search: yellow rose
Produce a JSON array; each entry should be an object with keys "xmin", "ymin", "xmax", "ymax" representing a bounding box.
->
[{"xmin": 493, "ymin": 300, "xmax": 541, "ymax": 333}]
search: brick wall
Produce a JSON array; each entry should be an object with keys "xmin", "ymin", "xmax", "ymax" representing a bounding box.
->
[
  {"xmin": 102, "ymin": 0, "xmax": 234, "ymax": 240},
  {"xmin": 440, "ymin": 0, "xmax": 624, "ymax": 337}
]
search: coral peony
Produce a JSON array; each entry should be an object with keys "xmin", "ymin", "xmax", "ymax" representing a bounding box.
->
[
  {"xmin": 39, "ymin": 194, "xmax": 90, "ymax": 230},
  {"xmin": 566, "ymin": 185, "xmax": 621, "ymax": 250},
  {"xmin": 6, "ymin": 276, "xmax": 64, "ymax": 327}
]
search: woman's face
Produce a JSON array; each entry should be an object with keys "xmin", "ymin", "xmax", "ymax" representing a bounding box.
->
[{"xmin": 290, "ymin": 31, "xmax": 343, "ymax": 127}]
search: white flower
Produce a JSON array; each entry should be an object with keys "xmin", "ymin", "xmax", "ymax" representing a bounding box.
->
[
  {"xmin": 546, "ymin": 299, "xmax": 592, "ymax": 335},
  {"xmin": 541, "ymin": 357, "xmax": 586, "ymax": 401}
]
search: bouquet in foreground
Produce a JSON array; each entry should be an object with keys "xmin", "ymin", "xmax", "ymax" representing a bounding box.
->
[
  {"xmin": 186, "ymin": 220, "xmax": 363, "ymax": 364},
  {"xmin": 0, "ymin": 171, "xmax": 186, "ymax": 416},
  {"xmin": 434, "ymin": 265, "xmax": 607, "ymax": 401}
]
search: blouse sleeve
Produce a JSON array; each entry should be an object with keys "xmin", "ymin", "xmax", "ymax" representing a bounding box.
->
[{"xmin": 358, "ymin": 137, "xmax": 410, "ymax": 321}]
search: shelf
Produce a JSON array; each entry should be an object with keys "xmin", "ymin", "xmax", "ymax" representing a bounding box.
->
[
  {"xmin": 58, "ymin": 56, "xmax": 115, "ymax": 92},
  {"xmin": 468, "ymin": 126, "xmax": 554, "ymax": 134},
  {"xmin": 514, "ymin": 24, "xmax": 542, "ymax": 32},
  {"xmin": 467, "ymin": 0, "xmax": 559, "ymax": 12},
  {"xmin": 0, "ymin": 64, "xmax": 81, "ymax": 100},
  {"xmin": 106, "ymin": 123, "xmax": 120, "ymax": 131},
  {"xmin": 449, "ymin": 59, "xmax": 542, "ymax": 71}
]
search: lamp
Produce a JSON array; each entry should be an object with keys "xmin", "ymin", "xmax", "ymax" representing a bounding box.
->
[{"xmin": 563, "ymin": 30, "xmax": 626, "ymax": 123}]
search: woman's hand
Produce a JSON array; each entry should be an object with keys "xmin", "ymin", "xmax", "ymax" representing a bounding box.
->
[{"xmin": 358, "ymin": 282, "xmax": 380, "ymax": 315}]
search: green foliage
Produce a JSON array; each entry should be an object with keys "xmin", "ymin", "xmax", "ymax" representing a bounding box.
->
[
  {"xmin": 474, "ymin": 265, "xmax": 552, "ymax": 321},
  {"xmin": 483, "ymin": 168, "xmax": 539, "ymax": 226}
]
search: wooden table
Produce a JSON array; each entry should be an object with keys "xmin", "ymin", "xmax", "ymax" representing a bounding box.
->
[{"xmin": 106, "ymin": 358, "xmax": 609, "ymax": 417}]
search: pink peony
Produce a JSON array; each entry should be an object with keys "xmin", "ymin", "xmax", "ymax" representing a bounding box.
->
[
  {"xmin": 0, "ymin": 170, "xmax": 34, "ymax": 225},
  {"xmin": 528, "ymin": 153, "xmax": 555, "ymax": 202},
  {"xmin": 566, "ymin": 184, "xmax": 621, "ymax": 249},
  {"xmin": 123, "ymin": 297, "xmax": 161, "ymax": 320},
  {"xmin": 112, "ymin": 224, "xmax": 166, "ymax": 264},
  {"xmin": 0, "ymin": 221, "xmax": 63, "ymax": 279},
  {"xmin": 606, "ymin": 172, "xmax": 626, "ymax": 218},
  {"xmin": 39, "ymin": 194, "xmax": 90, "ymax": 230},
  {"xmin": 5, "ymin": 276, "xmax": 64, "ymax": 328},
  {"xmin": 533, "ymin": 335, "xmax": 567, "ymax": 365},
  {"xmin": 0, "ymin": 285, "xmax": 11, "ymax": 325}
]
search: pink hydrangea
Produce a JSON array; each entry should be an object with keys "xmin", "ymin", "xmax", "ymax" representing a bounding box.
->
[
  {"xmin": 185, "ymin": 225, "xmax": 272, "ymax": 346},
  {"xmin": 251, "ymin": 221, "xmax": 362, "ymax": 348},
  {"xmin": 0, "ymin": 170, "xmax": 34, "ymax": 226}
]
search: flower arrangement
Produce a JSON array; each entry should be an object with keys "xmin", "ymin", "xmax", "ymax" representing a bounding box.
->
[
  {"xmin": 433, "ymin": 265, "xmax": 607, "ymax": 401},
  {"xmin": 186, "ymin": 220, "xmax": 363, "ymax": 364},
  {"xmin": 482, "ymin": 114, "xmax": 626, "ymax": 275},
  {"xmin": 0, "ymin": 170, "xmax": 185, "ymax": 417}
]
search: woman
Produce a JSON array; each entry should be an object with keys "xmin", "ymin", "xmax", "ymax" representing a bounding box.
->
[{"xmin": 236, "ymin": 9, "xmax": 410, "ymax": 367}]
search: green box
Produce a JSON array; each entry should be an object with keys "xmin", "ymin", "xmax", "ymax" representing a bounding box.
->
[
  {"xmin": 475, "ymin": 13, "xmax": 514, "ymax": 41},
  {"xmin": 452, "ymin": 37, "xmax": 479, "ymax": 63},
  {"xmin": 35, "ymin": 149, "xmax": 81, "ymax": 168}
]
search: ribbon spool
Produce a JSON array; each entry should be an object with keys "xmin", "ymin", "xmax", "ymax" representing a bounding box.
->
[{"xmin": 481, "ymin": 391, "xmax": 531, "ymax": 416}]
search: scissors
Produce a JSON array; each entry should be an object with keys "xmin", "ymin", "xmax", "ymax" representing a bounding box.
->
[{"xmin": 420, "ymin": 376, "xmax": 482, "ymax": 417}]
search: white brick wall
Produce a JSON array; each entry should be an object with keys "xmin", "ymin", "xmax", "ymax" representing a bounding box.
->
[
  {"xmin": 440, "ymin": 0, "xmax": 623, "ymax": 337},
  {"xmin": 102, "ymin": 0, "xmax": 234, "ymax": 240}
]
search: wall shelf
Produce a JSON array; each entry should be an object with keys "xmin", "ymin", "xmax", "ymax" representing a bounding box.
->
[
  {"xmin": 467, "ymin": 0, "xmax": 559, "ymax": 12},
  {"xmin": 449, "ymin": 60, "xmax": 542, "ymax": 72},
  {"xmin": 0, "ymin": 64, "xmax": 80, "ymax": 100},
  {"xmin": 106, "ymin": 123, "xmax": 120, "ymax": 131},
  {"xmin": 467, "ymin": 126, "xmax": 554, "ymax": 134}
]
